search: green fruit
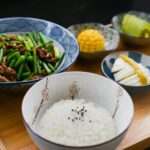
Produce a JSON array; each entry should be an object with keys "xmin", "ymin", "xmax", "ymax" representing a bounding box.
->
[{"xmin": 122, "ymin": 14, "xmax": 150, "ymax": 37}]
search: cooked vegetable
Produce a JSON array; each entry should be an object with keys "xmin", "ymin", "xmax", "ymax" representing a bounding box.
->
[
  {"xmin": 14, "ymin": 55, "xmax": 25, "ymax": 68},
  {"xmin": 47, "ymin": 63, "xmax": 55, "ymax": 72},
  {"xmin": 0, "ymin": 32, "xmax": 64, "ymax": 82},
  {"xmin": 46, "ymin": 41, "xmax": 53, "ymax": 52},
  {"xmin": 0, "ymin": 48, "xmax": 3, "ymax": 65},
  {"xmin": 9, "ymin": 59, "xmax": 16, "ymax": 68},
  {"xmin": 42, "ymin": 62, "xmax": 51, "ymax": 75},
  {"xmin": 27, "ymin": 38, "xmax": 34, "ymax": 49},
  {"xmin": 54, "ymin": 47, "xmax": 61, "ymax": 59},
  {"xmin": 55, "ymin": 52, "xmax": 65, "ymax": 69},
  {"xmin": 26, "ymin": 55, "xmax": 33, "ymax": 62},
  {"xmin": 7, "ymin": 51, "xmax": 20, "ymax": 62},
  {"xmin": 26, "ymin": 32, "xmax": 36, "ymax": 46},
  {"xmin": 39, "ymin": 32, "xmax": 49, "ymax": 45},
  {"xmin": 22, "ymin": 72, "xmax": 31, "ymax": 79},
  {"xmin": 33, "ymin": 48, "xmax": 38, "ymax": 74},
  {"xmin": 17, "ymin": 63, "xmax": 24, "ymax": 80},
  {"xmin": 77, "ymin": 29, "xmax": 105, "ymax": 52},
  {"xmin": 122, "ymin": 14, "xmax": 150, "ymax": 38}
]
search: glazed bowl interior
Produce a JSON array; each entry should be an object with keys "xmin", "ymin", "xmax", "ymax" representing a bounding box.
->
[
  {"xmin": 0, "ymin": 17, "xmax": 79, "ymax": 93},
  {"xmin": 22, "ymin": 72, "xmax": 134, "ymax": 149},
  {"xmin": 101, "ymin": 51, "xmax": 150, "ymax": 94},
  {"xmin": 112, "ymin": 11, "xmax": 150, "ymax": 46},
  {"xmin": 68, "ymin": 23, "xmax": 120, "ymax": 60}
]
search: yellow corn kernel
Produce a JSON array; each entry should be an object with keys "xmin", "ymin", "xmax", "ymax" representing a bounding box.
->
[{"xmin": 77, "ymin": 29, "xmax": 105, "ymax": 53}]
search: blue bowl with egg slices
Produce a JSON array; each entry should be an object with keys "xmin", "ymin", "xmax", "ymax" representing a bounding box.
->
[
  {"xmin": 101, "ymin": 51, "xmax": 150, "ymax": 94},
  {"xmin": 0, "ymin": 17, "xmax": 79, "ymax": 93}
]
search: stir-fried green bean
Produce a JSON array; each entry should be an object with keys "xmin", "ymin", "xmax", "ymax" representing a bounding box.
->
[
  {"xmin": 18, "ymin": 35, "xmax": 24, "ymax": 42},
  {"xmin": 9, "ymin": 59, "xmax": 16, "ymax": 68},
  {"xmin": 33, "ymin": 48, "xmax": 38, "ymax": 74},
  {"xmin": 17, "ymin": 63, "xmax": 24, "ymax": 80},
  {"xmin": 55, "ymin": 52, "xmax": 65, "ymax": 69},
  {"xmin": 39, "ymin": 32, "xmax": 49, "ymax": 45},
  {"xmin": 24, "ymin": 41, "xmax": 31, "ymax": 51},
  {"xmin": 42, "ymin": 62, "xmax": 51, "ymax": 75},
  {"xmin": 26, "ymin": 55, "xmax": 33, "ymax": 62},
  {"xmin": 27, "ymin": 38, "xmax": 34, "ymax": 49},
  {"xmin": 0, "ymin": 32, "xmax": 64, "ymax": 82},
  {"xmin": 47, "ymin": 63, "xmax": 55, "ymax": 72},
  {"xmin": 37, "ymin": 56, "xmax": 42, "ymax": 74},
  {"xmin": 24, "ymin": 63, "xmax": 31, "ymax": 73},
  {"xmin": 46, "ymin": 41, "xmax": 53, "ymax": 52},
  {"xmin": 26, "ymin": 32, "xmax": 36, "ymax": 46},
  {"xmin": 54, "ymin": 47, "xmax": 61, "ymax": 59},
  {"xmin": 7, "ymin": 51, "xmax": 20, "ymax": 62},
  {"xmin": 0, "ymin": 48, "xmax": 3, "ymax": 65},
  {"xmin": 22, "ymin": 72, "xmax": 31, "ymax": 79},
  {"xmin": 14, "ymin": 55, "xmax": 25, "ymax": 68}
]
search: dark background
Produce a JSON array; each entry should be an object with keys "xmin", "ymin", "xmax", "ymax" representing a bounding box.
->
[{"xmin": 0, "ymin": 0, "xmax": 150, "ymax": 27}]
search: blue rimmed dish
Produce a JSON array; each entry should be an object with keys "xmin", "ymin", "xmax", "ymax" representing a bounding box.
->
[
  {"xmin": 68, "ymin": 23, "xmax": 120, "ymax": 60},
  {"xmin": 0, "ymin": 17, "xmax": 79, "ymax": 93},
  {"xmin": 101, "ymin": 51, "xmax": 150, "ymax": 94},
  {"xmin": 112, "ymin": 11, "xmax": 150, "ymax": 46}
]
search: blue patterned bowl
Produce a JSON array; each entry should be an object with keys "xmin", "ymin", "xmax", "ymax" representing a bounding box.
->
[
  {"xmin": 0, "ymin": 17, "xmax": 79, "ymax": 93},
  {"xmin": 112, "ymin": 11, "xmax": 150, "ymax": 46},
  {"xmin": 101, "ymin": 51, "xmax": 150, "ymax": 94},
  {"xmin": 68, "ymin": 23, "xmax": 120, "ymax": 60}
]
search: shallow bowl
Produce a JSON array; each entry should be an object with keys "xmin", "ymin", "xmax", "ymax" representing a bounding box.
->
[
  {"xmin": 68, "ymin": 23, "xmax": 120, "ymax": 60},
  {"xmin": 112, "ymin": 11, "xmax": 150, "ymax": 46},
  {"xmin": 101, "ymin": 51, "xmax": 150, "ymax": 94}
]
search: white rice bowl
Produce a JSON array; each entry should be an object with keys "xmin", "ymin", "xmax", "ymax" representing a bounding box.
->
[
  {"xmin": 33, "ymin": 99, "xmax": 116, "ymax": 146},
  {"xmin": 22, "ymin": 72, "xmax": 134, "ymax": 150}
]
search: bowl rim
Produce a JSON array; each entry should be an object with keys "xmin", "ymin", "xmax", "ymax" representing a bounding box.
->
[
  {"xmin": 0, "ymin": 17, "xmax": 79, "ymax": 85},
  {"xmin": 112, "ymin": 10, "xmax": 150, "ymax": 40},
  {"xmin": 68, "ymin": 22, "xmax": 119, "ymax": 31},
  {"xmin": 101, "ymin": 50, "xmax": 150, "ymax": 88},
  {"xmin": 22, "ymin": 71, "xmax": 134, "ymax": 148}
]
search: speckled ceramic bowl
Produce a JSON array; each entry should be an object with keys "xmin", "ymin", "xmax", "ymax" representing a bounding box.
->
[
  {"xmin": 112, "ymin": 11, "xmax": 150, "ymax": 46},
  {"xmin": 101, "ymin": 51, "xmax": 150, "ymax": 94},
  {"xmin": 68, "ymin": 23, "xmax": 120, "ymax": 60},
  {"xmin": 0, "ymin": 17, "xmax": 79, "ymax": 93},
  {"xmin": 22, "ymin": 71, "xmax": 134, "ymax": 150}
]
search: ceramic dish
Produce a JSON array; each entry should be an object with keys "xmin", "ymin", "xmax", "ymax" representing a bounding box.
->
[
  {"xmin": 112, "ymin": 11, "xmax": 150, "ymax": 46},
  {"xmin": 101, "ymin": 51, "xmax": 150, "ymax": 94},
  {"xmin": 0, "ymin": 17, "xmax": 79, "ymax": 93},
  {"xmin": 68, "ymin": 23, "xmax": 120, "ymax": 60},
  {"xmin": 22, "ymin": 71, "xmax": 134, "ymax": 150}
]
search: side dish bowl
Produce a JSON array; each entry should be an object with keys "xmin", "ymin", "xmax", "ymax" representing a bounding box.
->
[
  {"xmin": 112, "ymin": 11, "xmax": 150, "ymax": 46},
  {"xmin": 68, "ymin": 23, "xmax": 120, "ymax": 60},
  {"xmin": 101, "ymin": 51, "xmax": 150, "ymax": 94},
  {"xmin": 22, "ymin": 71, "xmax": 134, "ymax": 150}
]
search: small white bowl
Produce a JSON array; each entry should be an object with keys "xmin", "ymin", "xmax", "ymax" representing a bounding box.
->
[
  {"xmin": 68, "ymin": 23, "xmax": 120, "ymax": 60},
  {"xmin": 22, "ymin": 72, "xmax": 134, "ymax": 150}
]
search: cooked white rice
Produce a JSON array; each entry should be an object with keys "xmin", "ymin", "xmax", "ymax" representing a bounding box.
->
[{"xmin": 33, "ymin": 99, "xmax": 116, "ymax": 146}]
